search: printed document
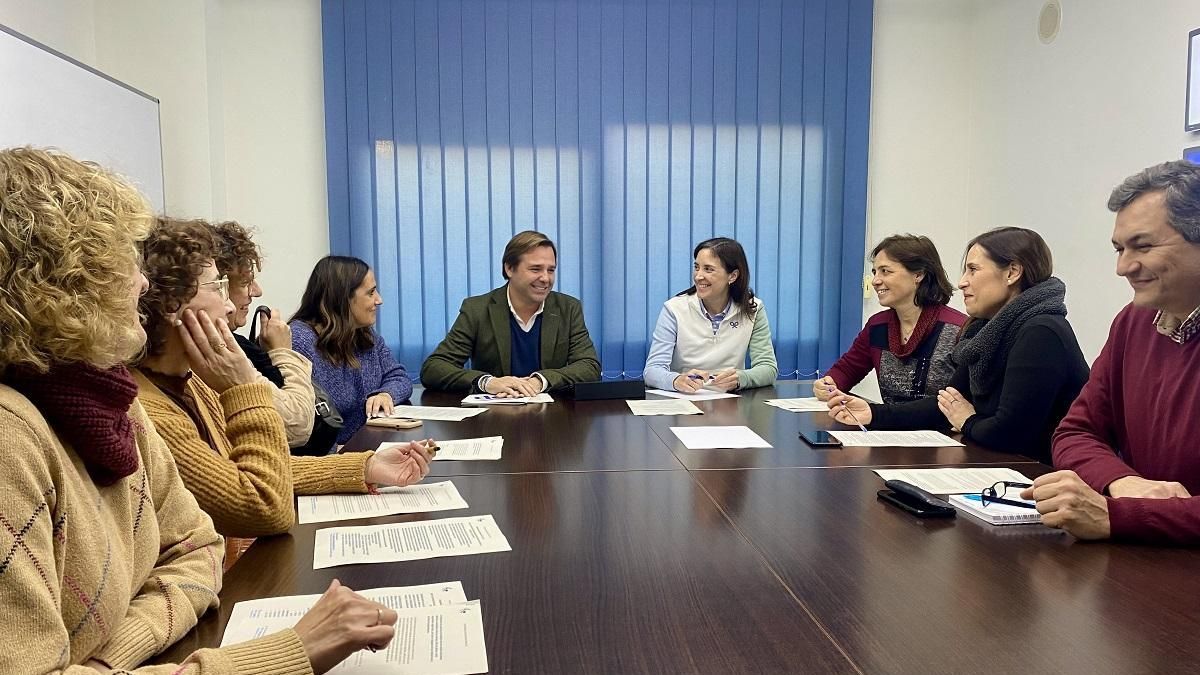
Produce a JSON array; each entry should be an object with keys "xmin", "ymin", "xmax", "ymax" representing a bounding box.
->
[
  {"xmin": 764, "ymin": 397, "xmax": 829, "ymax": 412},
  {"xmin": 827, "ymin": 430, "xmax": 964, "ymax": 447},
  {"xmin": 873, "ymin": 467, "xmax": 1036, "ymax": 494},
  {"xmin": 669, "ymin": 425, "xmax": 772, "ymax": 449},
  {"xmin": 626, "ymin": 399, "xmax": 703, "ymax": 416},
  {"xmin": 221, "ymin": 582, "xmax": 467, "ymax": 646},
  {"xmin": 430, "ymin": 436, "xmax": 504, "ymax": 461},
  {"xmin": 222, "ymin": 584, "xmax": 488, "ymax": 674},
  {"xmin": 646, "ymin": 389, "xmax": 740, "ymax": 401},
  {"xmin": 383, "ymin": 406, "xmax": 487, "ymax": 421},
  {"xmin": 314, "ymin": 515, "xmax": 512, "ymax": 569},
  {"xmin": 297, "ymin": 481, "xmax": 469, "ymax": 524}
]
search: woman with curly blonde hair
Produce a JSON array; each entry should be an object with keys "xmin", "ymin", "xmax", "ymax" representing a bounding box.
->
[
  {"xmin": 0, "ymin": 147, "xmax": 399, "ymax": 673},
  {"xmin": 133, "ymin": 217, "xmax": 433, "ymax": 538}
]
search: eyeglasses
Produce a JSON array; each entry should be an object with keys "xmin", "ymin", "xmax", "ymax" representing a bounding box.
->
[
  {"xmin": 980, "ymin": 480, "xmax": 1036, "ymax": 509},
  {"xmin": 198, "ymin": 276, "xmax": 230, "ymax": 301}
]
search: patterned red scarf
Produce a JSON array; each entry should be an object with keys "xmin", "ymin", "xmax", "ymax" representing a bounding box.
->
[
  {"xmin": 887, "ymin": 305, "xmax": 941, "ymax": 359},
  {"xmin": 7, "ymin": 363, "xmax": 140, "ymax": 486}
]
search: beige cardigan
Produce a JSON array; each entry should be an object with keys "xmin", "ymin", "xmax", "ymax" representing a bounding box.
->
[
  {"xmin": 0, "ymin": 384, "xmax": 312, "ymax": 673},
  {"xmin": 262, "ymin": 347, "xmax": 317, "ymax": 447}
]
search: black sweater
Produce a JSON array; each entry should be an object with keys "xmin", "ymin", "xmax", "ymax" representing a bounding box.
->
[{"xmin": 868, "ymin": 315, "xmax": 1089, "ymax": 463}]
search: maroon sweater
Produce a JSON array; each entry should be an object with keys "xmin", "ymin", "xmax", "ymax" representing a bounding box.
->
[{"xmin": 1052, "ymin": 303, "xmax": 1200, "ymax": 544}]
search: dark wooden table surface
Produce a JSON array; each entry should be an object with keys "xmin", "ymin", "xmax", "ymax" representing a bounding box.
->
[
  {"xmin": 692, "ymin": 465, "xmax": 1200, "ymax": 674},
  {"xmin": 157, "ymin": 382, "xmax": 1200, "ymax": 674}
]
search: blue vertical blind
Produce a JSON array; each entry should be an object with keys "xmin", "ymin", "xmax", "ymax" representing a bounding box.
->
[{"xmin": 322, "ymin": 0, "xmax": 872, "ymax": 379}]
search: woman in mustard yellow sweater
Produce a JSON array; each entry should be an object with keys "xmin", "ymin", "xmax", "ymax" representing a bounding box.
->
[
  {"xmin": 134, "ymin": 218, "xmax": 434, "ymax": 537},
  {"xmin": 0, "ymin": 147, "xmax": 397, "ymax": 673}
]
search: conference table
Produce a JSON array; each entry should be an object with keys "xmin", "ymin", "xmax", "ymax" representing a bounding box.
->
[{"xmin": 158, "ymin": 382, "xmax": 1200, "ymax": 674}]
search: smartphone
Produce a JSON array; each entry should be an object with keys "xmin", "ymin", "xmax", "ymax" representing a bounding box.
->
[
  {"xmin": 365, "ymin": 417, "xmax": 423, "ymax": 430},
  {"xmin": 876, "ymin": 489, "xmax": 957, "ymax": 518},
  {"xmin": 876, "ymin": 479, "xmax": 957, "ymax": 518},
  {"xmin": 799, "ymin": 429, "xmax": 843, "ymax": 448}
]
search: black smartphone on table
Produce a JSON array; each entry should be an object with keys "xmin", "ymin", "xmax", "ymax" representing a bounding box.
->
[
  {"xmin": 799, "ymin": 429, "xmax": 843, "ymax": 448},
  {"xmin": 876, "ymin": 479, "xmax": 957, "ymax": 518}
]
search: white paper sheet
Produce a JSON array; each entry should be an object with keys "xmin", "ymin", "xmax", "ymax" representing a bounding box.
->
[
  {"xmin": 297, "ymin": 481, "xmax": 469, "ymax": 524},
  {"xmin": 764, "ymin": 397, "xmax": 829, "ymax": 412},
  {"xmin": 221, "ymin": 582, "xmax": 468, "ymax": 647},
  {"xmin": 645, "ymin": 389, "xmax": 740, "ymax": 401},
  {"xmin": 382, "ymin": 406, "xmax": 487, "ymax": 421},
  {"xmin": 314, "ymin": 515, "xmax": 513, "ymax": 569},
  {"xmin": 626, "ymin": 399, "xmax": 704, "ymax": 416},
  {"xmin": 827, "ymin": 430, "xmax": 964, "ymax": 447},
  {"xmin": 222, "ymin": 585, "xmax": 488, "ymax": 675},
  {"xmin": 426, "ymin": 436, "xmax": 504, "ymax": 461},
  {"xmin": 461, "ymin": 393, "xmax": 554, "ymax": 405},
  {"xmin": 668, "ymin": 425, "xmax": 772, "ymax": 449},
  {"xmin": 874, "ymin": 467, "xmax": 1036, "ymax": 494}
]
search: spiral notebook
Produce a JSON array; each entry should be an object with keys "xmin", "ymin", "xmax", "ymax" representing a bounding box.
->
[{"xmin": 948, "ymin": 493, "xmax": 1042, "ymax": 525}]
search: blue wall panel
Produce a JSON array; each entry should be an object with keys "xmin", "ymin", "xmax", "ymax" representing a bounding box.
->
[{"xmin": 322, "ymin": 0, "xmax": 873, "ymax": 379}]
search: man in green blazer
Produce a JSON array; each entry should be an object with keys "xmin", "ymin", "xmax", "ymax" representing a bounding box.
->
[{"xmin": 420, "ymin": 231, "xmax": 601, "ymax": 394}]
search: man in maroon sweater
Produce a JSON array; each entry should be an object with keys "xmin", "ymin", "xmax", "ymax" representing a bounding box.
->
[{"xmin": 1021, "ymin": 160, "xmax": 1200, "ymax": 543}]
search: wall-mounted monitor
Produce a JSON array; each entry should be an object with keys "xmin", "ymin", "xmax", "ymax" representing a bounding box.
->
[{"xmin": 1188, "ymin": 28, "xmax": 1200, "ymax": 131}]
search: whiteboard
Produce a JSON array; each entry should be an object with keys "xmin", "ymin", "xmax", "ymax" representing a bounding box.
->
[{"xmin": 0, "ymin": 23, "xmax": 164, "ymax": 211}]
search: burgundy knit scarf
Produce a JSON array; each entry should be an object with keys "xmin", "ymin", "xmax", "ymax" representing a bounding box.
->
[
  {"xmin": 6, "ymin": 363, "xmax": 140, "ymax": 486},
  {"xmin": 887, "ymin": 305, "xmax": 941, "ymax": 359}
]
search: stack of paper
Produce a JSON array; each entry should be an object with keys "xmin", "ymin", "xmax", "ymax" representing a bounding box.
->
[
  {"xmin": 384, "ymin": 406, "xmax": 487, "ymax": 421},
  {"xmin": 948, "ymin": 493, "xmax": 1042, "ymax": 526},
  {"xmin": 669, "ymin": 425, "xmax": 773, "ymax": 449},
  {"xmin": 764, "ymin": 397, "xmax": 829, "ymax": 413},
  {"xmin": 314, "ymin": 514, "xmax": 513, "ymax": 569},
  {"xmin": 626, "ymin": 399, "xmax": 703, "ymax": 416},
  {"xmin": 873, "ymin": 467, "xmax": 1035, "ymax": 494},
  {"xmin": 297, "ymin": 481, "xmax": 469, "ymax": 524},
  {"xmin": 461, "ymin": 393, "xmax": 554, "ymax": 405},
  {"xmin": 646, "ymin": 389, "xmax": 739, "ymax": 401},
  {"xmin": 828, "ymin": 430, "xmax": 964, "ymax": 447},
  {"xmin": 221, "ymin": 582, "xmax": 488, "ymax": 674}
]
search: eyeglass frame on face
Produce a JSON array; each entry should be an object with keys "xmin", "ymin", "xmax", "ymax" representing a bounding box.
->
[
  {"xmin": 198, "ymin": 275, "xmax": 230, "ymax": 301},
  {"xmin": 980, "ymin": 480, "xmax": 1036, "ymax": 509}
]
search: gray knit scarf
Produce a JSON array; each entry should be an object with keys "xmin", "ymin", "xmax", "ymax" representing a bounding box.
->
[{"xmin": 952, "ymin": 277, "xmax": 1067, "ymax": 398}]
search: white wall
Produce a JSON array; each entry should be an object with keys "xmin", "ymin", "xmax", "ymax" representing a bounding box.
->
[
  {"xmin": 218, "ymin": 0, "xmax": 329, "ymax": 316},
  {"xmin": 866, "ymin": 0, "xmax": 976, "ymax": 322},
  {"xmin": 869, "ymin": 0, "xmax": 1200, "ymax": 362},
  {"xmin": 0, "ymin": 0, "xmax": 329, "ymax": 318},
  {"xmin": 0, "ymin": 0, "xmax": 95, "ymax": 63}
]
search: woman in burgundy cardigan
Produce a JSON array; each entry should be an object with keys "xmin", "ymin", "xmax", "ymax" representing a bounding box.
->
[{"xmin": 815, "ymin": 234, "xmax": 966, "ymax": 404}]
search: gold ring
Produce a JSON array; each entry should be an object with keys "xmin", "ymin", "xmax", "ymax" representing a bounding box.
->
[
  {"xmin": 375, "ymin": 608, "xmax": 382, "ymax": 626},
  {"xmin": 210, "ymin": 338, "xmax": 226, "ymax": 351}
]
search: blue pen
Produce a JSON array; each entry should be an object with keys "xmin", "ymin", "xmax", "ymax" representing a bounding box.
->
[{"xmin": 687, "ymin": 374, "xmax": 715, "ymax": 381}]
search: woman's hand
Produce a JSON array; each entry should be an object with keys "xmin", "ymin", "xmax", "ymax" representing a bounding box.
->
[
  {"xmin": 827, "ymin": 391, "xmax": 873, "ymax": 426},
  {"xmin": 672, "ymin": 369, "xmax": 710, "ymax": 393},
  {"xmin": 365, "ymin": 392, "xmax": 394, "ymax": 418},
  {"xmin": 813, "ymin": 376, "xmax": 836, "ymax": 401},
  {"xmin": 936, "ymin": 387, "xmax": 975, "ymax": 432},
  {"xmin": 257, "ymin": 307, "xmax": 293, "ymax": 351},
  {"xmin": 364, "ymin": 440, "xmax": 434, "ymax": 488},
  {"xmin": 709, "ymin": 369, "xmax": 739, "ymax": 392},
  {"xmin": 293, "ymin": 579, "xmax": 398, "ymax": 674},
  {"xmin": 178, "ymin": 309, "xmax": 259, "ymax": 393}
]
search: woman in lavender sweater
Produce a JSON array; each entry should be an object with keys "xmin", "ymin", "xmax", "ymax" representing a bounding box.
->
[{"xmin": 290, "ymin": 256, "xmax": 414, "ymax": 444}]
